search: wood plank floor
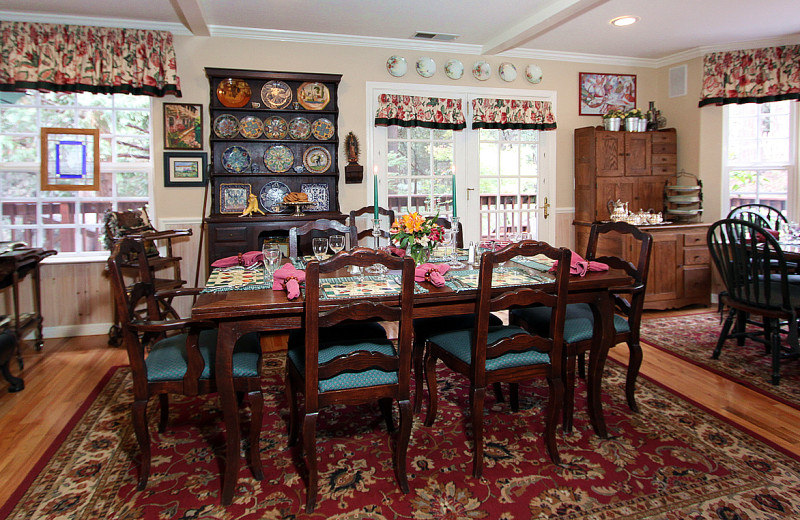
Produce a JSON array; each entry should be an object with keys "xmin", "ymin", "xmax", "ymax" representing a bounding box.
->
[{"xmin": 0, "ymin": 311, "xmax": 798, "ymax": 508}]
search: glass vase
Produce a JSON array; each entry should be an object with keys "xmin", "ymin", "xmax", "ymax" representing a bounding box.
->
[{"xmin": 406, "ymin": 244, "xmax": 431, "ymax": 265}]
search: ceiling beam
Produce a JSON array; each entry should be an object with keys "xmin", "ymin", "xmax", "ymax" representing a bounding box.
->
[
  {"xmin": 482, "ymin": 0, "xmax": 609, "ymax": 55},
  {"xmin": 169, "ymin": 0, "xmax": 210, "ymax": 36}
]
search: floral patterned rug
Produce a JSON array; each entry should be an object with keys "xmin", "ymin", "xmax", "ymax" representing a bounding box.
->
[
  {"xmin": 640, "ymin": 311, "xmax": 800, "ymax": 410},
  {"xmin": 3, "ymin": 353, "xmax": 799, "ymax": 519}
]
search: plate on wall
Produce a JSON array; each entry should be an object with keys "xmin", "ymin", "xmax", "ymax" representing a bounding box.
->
[
  {"xmin": 311, "ymin": 118, "xmax": 334, "ymax": 140},
  {"xmin": 259, "ymin": 180, "xmax": 291, "ymax": 213},
  {"xmin": 263, "ymin": 116, "xmax": 288, "ymax": 139},
  {"xmin": 213, "ymin": 114, "xmax": 239, "ymax": 138},
  {"xmin": 219, "ymin": 183, "xmax": 251, "ymax": 214},
  {"xmin": 472, "ymin": 61, "xmax": 491, "ymax": 81},
  {"xmin": 301, "ymin": 183, "xmax": 330, "ymax": 212},
  {"xmin": 416, "ymin": 57, "xmax": 436, "ymax": 78},
  {"xmin": 525, "ymin": 64, "xmax": 543, "ymax": 84},
  {"xmin": 238, "ymin": 116, "xmax": 263, "ymax": 139},
  {"xmin": 444, "ymin": 59, "xmax": 464, "ymax": 80},
  {"xmin": 261, "ymin": 80, "xmax": 292, "ymax": 109},
  {"xmin": 288, "ymin": 117, "xmax": 312, "ymax": 139},
  {"xmin": 498, "ymin": 62, "xmax": 517, "ymax": 82},
  {"xmin": 216, "ymin": 78, "xmax": 251, "ymax": 107},
  {"xmin": 297, "ymin": 82, "xmax": 330, "ymax": 110},
  {"xmin": 263, "ymin": 145, "xmax": 294, "ymax": 173},
  {"xmin": 303, "ymin": 146, "xmax": 331, "ymax": 173},
  {"xmin": 221, "ymin": 146, "xmax": 251, "ymax": 173},
  {"xmin": 386, "ymin": 55, "xmax": 407, "ymax": 77}
]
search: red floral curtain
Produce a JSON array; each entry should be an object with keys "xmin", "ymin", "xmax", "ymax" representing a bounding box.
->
[
  {"xmin": 374, "ymin": 94, "xmax": 466, "ymax": 130},
  {"xmin": 0, "ymin": 22, "xmax": 182, "ymax": 97},
  {"xmin": 699, "ymin": 45, "xmax": 800, "ymax": 107},
  {"xmin": 471, "ymin": 98, "xmax": 557, "ymax": 130}
]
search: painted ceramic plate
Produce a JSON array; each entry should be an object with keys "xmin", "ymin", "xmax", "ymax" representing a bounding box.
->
[
  {"xmin": 263, "ymin": 116, "xmax": 288, "ymax": 139},
  {"xmin": 297, "ymin": 82, "xmax": 330, "ymax": 110},
  {"xmin": 216, "ymin": 78, "xmax": 251, "ymax": 108},
  {"xmin": 311, "ymin": 118, "xmax": 334, "ymax": 140},
  {"xmin": 259, "ymin": 180, "xmax": 290, "ymax": 213},
  {"xmin": 263, "ymin": 145, "xmax": 294, "ymax": 173},
  {"xmin": 260, "ymin": 80, "xmax": 292, "ymax": 109},
  {"xmin": 221, "ymin": 146, "xmax": 251, "ymax": 173},
  {"xmin": 525, "ymin": 64, "xmax": 543, "ymax": 84},
  {"xmin": 238, "ymin": 116, "xmax": 263, "ymax": 139},
  {"xmin": 444, "ymin": 59, "xmax": 464, "ymax": 80},
  {"xmin": 213, "ymin": 114, "xmax": 239, "ymax": 138},
  {"xmin": 472, "ymin": 61, "xmax": 491, "ymax": 81},
  {"xmin": 288, "ymin": 117, "xmax": 312, "ymax": 139},
  {"xmin": 499, "ymin": 62, "xmax": 517, "ymax": 82},
  {"xmin": 386, "ymin": 55, "xmax": 408, "ymax": 77},
  {"xmin": 416, "ymin": 57, "xmax": 436, "ymax": 78},
  {"xmin": 303, "ymin": 146, "xmax": 331, "ymax": 173},
  {"xmin": 301, "ymin": 183, "xmax": 330, "ymax": 212}
]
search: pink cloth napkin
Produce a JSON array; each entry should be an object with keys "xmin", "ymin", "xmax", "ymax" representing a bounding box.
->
[
  {"xmin": 389, "ymin": 246, "xmax": 406, "ymax": 257},
  {"xmin": 211, "ymin": 251, "xmax": 263, "ymax": 268},
  {"xmin": 415, "ymin": 263, "xmax": 451, "ymax": 287},
  {"xmin": 272, "ymin": 263, "xmax": 306, "ymax": 299},
  {"xmin": 550, "ymin": 251, "xmax": 609, "ymax": 277},
  {"xmin": 756, "ymin": 229, "xmax": 779, "ymax": 242}
]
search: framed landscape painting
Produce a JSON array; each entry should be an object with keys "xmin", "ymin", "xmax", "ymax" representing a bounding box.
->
[
  {"xmin": 163, "ymin": 103, "xmax": 203, "ymax": 149},
  {"xmin": 579, "ymin": 73, "xmax": 637, "ymax": 115},
  {"xmin": 163, "ymin": 151, "xmax": 207, "ymax": 187}
]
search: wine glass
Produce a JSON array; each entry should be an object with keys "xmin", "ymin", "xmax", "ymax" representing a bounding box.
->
[
  {"xmin": 312, "ymin": 237, "xmax": 329, "ymax": 261},
  {"xmin": 263, "ymin": 243, "xmax": 281, "ymax": 278},
  {"xmin": 329, "ymin": 234, "xmax": 345, "ymax": 255},
  {"xmin": 493, "ymin": 239, "xmax": 509, "ymax": 274},
  {"xmin": 445, "ymin": 225, "xmax": 465, "ymax": 268}
]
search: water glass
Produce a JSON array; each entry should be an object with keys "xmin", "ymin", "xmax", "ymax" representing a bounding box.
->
[
  {"xmin": 263, "ymin": 243, "xmax": 281, "ymax": 277},
  {"xmin": 312, "ymin": 237, "xmax": 329, "ymax": 261},
  {"xmin": 329, "ymin": 234, "xmax": 345, "ymax": 255}
]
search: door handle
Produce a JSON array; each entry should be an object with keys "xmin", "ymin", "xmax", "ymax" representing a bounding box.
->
[
  {"xmin": 466, "ymin": 187, "xmax": 474, "ymax": 200},
  {"xmin": 543, "ymin": 196, "xmax": 550, "ymax": 219}
]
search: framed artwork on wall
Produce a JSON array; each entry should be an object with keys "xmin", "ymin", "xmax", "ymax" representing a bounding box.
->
[
  {"xmin": 578, "ymin": 73, "xmax": 637, "ymax": 115},
  {"xmin": 163, "ymin": 151, "xmax": 207, "ymax": 187},
  {"xmin": 40, "ymin": 127, "xmax": 100, "ymax": 191},
  {"xmin": 163, "ymin": 103, "xmax": 203, "ymax": 149},
  {"xmin": 219, "ymin": 183, "xmax": 251, "ymax": 214}
]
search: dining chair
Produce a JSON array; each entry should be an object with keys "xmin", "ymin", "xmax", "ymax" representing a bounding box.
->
[
  {"xmin": 285, "ymin": 247, "xmax": 415, "ymax": 511},
  {"xmin": 423, "ymin": 241, "xmax": 571, "ymax": 477},
  {"xmin": 288, "ymin": 218, "xmax": 358, "ymax": 257},
  {"xmin": 349, "ymin": 206, "xmax": 395, "ymax": 247},
  {"xmin": 510, "ymin": 221, "xmax": 652, "ymax": 433},
  {"xmin": 707, "ymin": 218, "xmax": 800, "ymax": 385},
  {"xmin": 107, "ymin": 238, "xmax": 264, "ymax": 492},
  {"xmin": 727, "ymin": 203, "xmax": 788, "ymax": 232}
]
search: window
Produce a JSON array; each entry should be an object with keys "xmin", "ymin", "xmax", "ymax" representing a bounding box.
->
[
  {"xmin": 724, "ymin": 100, "xmax": 796, "ymax": 216},
  {"xmin": 0, "ymin": 91, "xmax": 152, "ymax": 256}
]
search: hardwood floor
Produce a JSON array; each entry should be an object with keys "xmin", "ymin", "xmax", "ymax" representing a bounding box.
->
[{"xmin": 0, "ymin": 312, "xmax": 798, "ymax": 508}]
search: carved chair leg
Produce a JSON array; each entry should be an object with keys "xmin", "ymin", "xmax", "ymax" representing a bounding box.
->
[
  {"xmin": 379, "ymin": 397, "xmax": 395, "ymax": 432},
  {"xmin": 286, "ymin": 371, "xmax": 300, "ymax": 447},
  {"xmin": 0, "ymin": 360, "xmax": 23, "ymax": 393},
  {"xmin": 577, "ymin": 353, "xmax": 586, "ymax": 380},
  {"xmin": 713, "ymin": 308, "xmax": 736, "ymax": 359},
  {"xmin": 563, "ymin": 355, "xmax": 577, "ymax": 434},
  {"xmin": 303, "ymin": 412, "xmax": 319, "ymax": 513},
  {"xmin": 412, "ymin": 338, "xmax": 425, "ymax": 414},
  {"xmin": 770, "ymin": 319, "xmax": 782, "ymax": 385},
  {"xmin": 157, "ymin": 393, "xmax": 169, "ymax": 433},
  {"xmin": 509, "ymin": 382, "xmax": 519, "ymax": 412},
  {"xmin": 545, "ymin": 374, "xmax": 563, "ymax": 465},
  {"xmin": 131, "ymin": 399, "xmax": 151, "ymax": 490},
  {"xmin": 248, "ymin": 389, "xmax": 264, "ymax": 480},
  {"xmin": 395, "ymin": 399, "xmax": 411, "ymax": 494},
  {"xmin": 625, "ymin": 340, "xmax": 643, "ymax": 412},
  {"xmin": 470, "ymin": 385, "xmax": 486, "ymax": 479},
  {"xmin": 423, "ymin": 348, "xmax": 439, "ymax": 427},
  {"xmin": 492, "ymin": 382, "xmax": 504, "ymax": 403}
]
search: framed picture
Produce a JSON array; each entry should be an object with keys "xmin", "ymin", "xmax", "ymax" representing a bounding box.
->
[
  {"xmin": 163, "ymin": 103, "xmax": 202, "ymax": 150},
  {"xmin": 163, "ymin": 151, "xmax": 207, "ymax": 187},
  {"xmin": 219, "ymin": 183, "xmax": 251, "ymax": 214},
  {"xmin": 579, "ymin": 73, "xmax": 637, "ymax": 115},
  {"xmin": 40, "ymin": 127, "xmax": 100, "ymax": 191}
]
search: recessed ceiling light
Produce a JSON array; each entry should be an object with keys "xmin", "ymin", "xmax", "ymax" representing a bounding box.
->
[{"xmin": 610, "ymin": 16, "xmax": 639, "ymax": 27}]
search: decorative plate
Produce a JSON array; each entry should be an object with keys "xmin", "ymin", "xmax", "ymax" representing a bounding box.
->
[
  {"xmin": 416, "ymin": 57, "xmax": 436, "ymax": 78},
  {"xmin": 238, "ymin": 116, "xmax": 263, "ymax": 139},
  {"xmin": 297, "ymin": 82, "xmax": 330, "ymax": 110},
  {"xmin": 288, "ymin": 117, "xmax": 312, "ymax": 139},
  {"xmin": 260, "ymin": 80, "xmax": 292, "ymax": 109},
  {"xmin": 311, "ymin": 118, "xmax": 334, "ymax": 140},
  {"xmin": 221, "ymin": 146, "xmax": 251, "ymax": 173},
  {"xmin": 263, "ymin": 116, "xmax": 288, "ymax": 139},
  {"xmin": 499, "ymin": 62, "xmax": 517, "ymax": 82},
  {"xmin": 444, "ymin": 59, "xmax": 464, "ymax": 80},
  {"xmin": 303, "ymin": 146, "xmax": 331, "ymax": 173},
  {"xmin": 263, "ymin": 145, "xmax": 294, "ymax": 173},
  {"xmin": 258, "ymin": 180, "xmax": 291, "ymax": 213},
  {"xmin": 216, "ymin": 78, "xmax": 251, "ymax": 108},
  {"xmin": 386, "ymin": 55, "xmax": 408, "ymax": 77},
  {"xmin": 472, "ymin": 61, "xmax": 491, "ymax": 81},
  {"xmin": 213, "ymin": 114, "xmax": 239, "ymax": 138},
  {"xmin": 301, "ymin": 183, "xmax": 330, "ymax": 212},
  {"xmin": 219, "ymin": 183, "xmax": 251, "ymax": 214},
  {"xmin": 525, "ymin": 64, "xmax": 543, "ymax": 84}
]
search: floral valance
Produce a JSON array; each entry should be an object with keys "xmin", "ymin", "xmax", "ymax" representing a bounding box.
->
[
  {"xmin": 0, "ymin": 21, "xmax": 182, "ymax": 97},
  {"xmin": 374, "ymin": 94, "xmax": 466, "ymax": 130},
  {"xmin": 471, "ymin": 98, "xmax": 557, "ymax": 130},
  {"xmin": 699, "ymin": 45, "xmax": 800, "ymax": 107}
]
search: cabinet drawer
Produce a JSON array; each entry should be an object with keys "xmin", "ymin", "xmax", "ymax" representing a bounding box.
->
[
  {"xmin": 683, "ymin": 247, "xmax": 710, "ymax": 265},
  {"xmin": 684, "ymin": 233, "xmax": 706, "ymax": 246},
  {"xmin": 212, "ymin": 225, "xmax": 248, "ymax": 242},
  {"xmin": 652, "ymin": 154, "xmax": 677, "ymax": 165},
  {"xmin": 652, "ymin": 132, "xmax": 676, "ymax": 144},
  {"xmin": 683, "ymin": 266, "xmax": 711, "ymax": 298},
  {"xmin": 652, "ymin": 143, "xmax": 676, "ymax": 154},
  {"xmin": 653, "ymin": 165, "xmax": 677, "ymax": 176}
]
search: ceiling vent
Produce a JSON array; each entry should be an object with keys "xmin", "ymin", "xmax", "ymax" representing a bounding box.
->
[{"xmin": 412, "ymin": 32, "xmax": 459, "ymax": 41}]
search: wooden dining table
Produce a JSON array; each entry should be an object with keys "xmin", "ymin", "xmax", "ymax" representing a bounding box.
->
[{"xmin": 191, "ymin": 259, "xmax": 633, "ymax": 505}]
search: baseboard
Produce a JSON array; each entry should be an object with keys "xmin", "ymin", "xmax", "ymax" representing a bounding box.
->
[{"xmin": 28, "ymin": 323, "xmax": 114, "ymax": 340}]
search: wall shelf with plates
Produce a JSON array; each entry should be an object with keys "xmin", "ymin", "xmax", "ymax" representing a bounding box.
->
[{"xmin": 204, "ymin": 67, "xmax": 345, "ymax": 266}]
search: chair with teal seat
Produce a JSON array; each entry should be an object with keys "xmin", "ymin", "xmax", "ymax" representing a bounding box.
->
[
  {"xmin": 423, "ymin": 241, "xmax": 571, "ymax": 477},
  {"xmin": 285, "ymin": 247, "xmax": 415, "ymax": 512},
  {"xmin": 510, "ymin": 221, "xmax": 652, "ymax": 433},
  {"xmin": 107, "ymin": 238, "xmax": 264, "ymax": 493}
]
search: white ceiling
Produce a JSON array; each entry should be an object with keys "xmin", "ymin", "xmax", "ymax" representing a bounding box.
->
[{"xmin": 1, "ymin": 0, "xmax": 799, "ymax": 65}]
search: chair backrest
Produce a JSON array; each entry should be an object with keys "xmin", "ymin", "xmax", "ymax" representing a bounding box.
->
[
  {"xmin": 727, "ymin": 203, "xmax": 787, "ymax": 231},
  {"xmin": 349, "ymin": 206, "xmax": 396, "ymax": 245},
  {"xmin": 707, "ymin": 218, "xmax": 794, "ymax": 310},
  {"xmin": 472, "ymin": 241, "xmax": 571, "ymax": 382},
  {"xmin": 104, "ymin": 207, "xmax": 158, "ymax": 256},
  {"xmin": 302, "ymin": 248, "xmax": 415, "ymax": 394},
  {"xmin": 289, "ymin": 219, "xmax": 358, "ymax": 257},
  {"xmin": 435, "ymin": 217, "xmax": 464, "ymax": 248}
]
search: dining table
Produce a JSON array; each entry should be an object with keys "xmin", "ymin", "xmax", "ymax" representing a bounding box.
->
[{"xmin": 191, "ymin": 252, "xmax": 634, "ymax": 505}]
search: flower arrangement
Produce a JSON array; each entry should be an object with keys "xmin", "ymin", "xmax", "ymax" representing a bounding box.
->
[
  {"xmin": 624, "ymin": 108, "xmax": 643, "ymax": 119},
  {"xmin": 602, "ymin": 109, "xmax": 624, "ymax": 119},
  {"xmin": 390, "ymin": 212, "xmax": 446, "ymax": 264}
]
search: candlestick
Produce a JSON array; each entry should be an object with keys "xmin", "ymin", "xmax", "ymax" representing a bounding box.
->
[
  {"xmin": 451, "ymin": 173, "xmax": 457, "ymax": 220},
  {"xmin": 373, "ymin": 167, "xmax": 379, "ymax": 220}
]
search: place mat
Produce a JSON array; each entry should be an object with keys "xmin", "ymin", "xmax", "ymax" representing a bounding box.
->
[
  {"xmin": 317, "ymin": 275, "xmax": 427, "ymax": 299},
  {"xmin": 446, "ymin": 267, "xmax": 553, "ymax": 291},
  {"xmin": 509, "ymin": 255, "xmax": 553, "ymax": 271},
  {"xmin": 201, "ymin": 265, "xmax": 272, "ymax": 293},
  {"xmin": 429, "ymin": 248, "xmax": 469, "ymax": 263}
]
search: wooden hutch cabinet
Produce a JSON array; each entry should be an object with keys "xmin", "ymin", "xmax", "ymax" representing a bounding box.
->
[
  {"xmin": 204, "ymin": 67, "xmax": 345, "ymax": 266},
  {"xmin": 573, "ymin": 126, "xmax": 711, "ymax": 310}
]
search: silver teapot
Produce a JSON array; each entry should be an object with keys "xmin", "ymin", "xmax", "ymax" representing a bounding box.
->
[{"xmin": 608, "ymin": 199, "xmax": 629, "ymax": 222}]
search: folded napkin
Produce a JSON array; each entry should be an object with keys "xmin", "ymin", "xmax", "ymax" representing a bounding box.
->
[
  {"xmin": 550, "ymin": 251, "xmax": 609, "ymax": 277},
  {"xmin": 389, "ymin": 246, "xmax": 406, "ymax": 257},
  {"xmin": 211, "ymin": 251, "xmax": 263, "ymax": 268},
  {"xmin": 756, "ymin": 228, "xmax": 780, "ymax": 242},
  {"xmin": 272, "ymin": 262, "xmax": 306, "ymax": 299},
  {"xmin": 415, "ymin": 263, "xmax": 451, "ymax": 287}
]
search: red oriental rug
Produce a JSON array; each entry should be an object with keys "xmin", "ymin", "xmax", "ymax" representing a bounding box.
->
[
  {"xmin": 2, "ymin": 353, "xmax": 800, "ymax": 519},
  {"xmin": 640, "ymin": 311, "xmax": 800, "ymax": 410}
]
